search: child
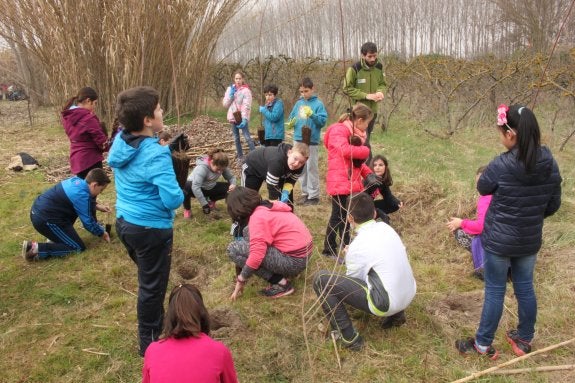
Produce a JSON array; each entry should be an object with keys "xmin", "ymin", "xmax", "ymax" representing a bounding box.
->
[
  {"xmin": 143, "ymin": 284, "xmax": 239, "ymax": 383},
  {"xmin": 158, "ymin": 131, "xmax": 172, "ymax": 146},
  {"xmin": 259, "ymin": 84, "xmax": 284, "ymax": 147},
  {"xmin": 61, "ymin": 87, "xmax": 110, "ymax": 179},
  {"xmin": 108, "ymin": 86, "xmax": 184, "ymax": 357},
  {"xmin": 227, "ymin": 187, "xmax": 313, "ymax": 300},
  {"xmin": 313, "ymin": 192, "xmax": 416, "ymax": 351},
  {"xmin": 455, "ymin": 104, "xmax": 561, "ymax": 360},
  {"xmin": 223, "ymin": 70, "xmax": 255, "ymax": 162},
  {"xmin": 241, "ymin": 142, "xmax": 309, "ymax": 206},
  {"xmin": 182, "ymin": 148, "xmax": 237, "ymax": 219},
  {"xmin": 287, "ymin": 77, "xmax": 328, "ymax": 205},
  {"xmin": 322, "ymin": 103, "xmax": 379, "ymax": 260},
  {"xmin": 22, "ymin": 168, "xmax": 111, "ymax": 261},
  {"xmin": 364, "ymin": 154, "xmax": 403, "ymax": 225},
  {"xmin": 446, "ymin": 165, "xmax": 491, "ymax": 280}
]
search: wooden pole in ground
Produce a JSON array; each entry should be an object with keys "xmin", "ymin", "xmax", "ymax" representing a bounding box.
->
[
  {"xmin": 491, "ymin": 364, "xmax": 575, "ymax": 375},
  {"xmin": 450, "ymin": 337, "xmax": 575, "ymax": 383}
]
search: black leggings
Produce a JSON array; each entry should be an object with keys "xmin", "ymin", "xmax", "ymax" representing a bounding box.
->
[
  {"xmin": 322, "ymin": 195, "xmax": 350, "ymax": 257},
  {"xmin": 183, "ymin": 181, "xmax": 229, "ymax": 210}
]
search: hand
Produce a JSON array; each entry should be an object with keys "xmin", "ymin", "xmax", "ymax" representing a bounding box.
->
[
  {"xmin": 229, "ymin": 85, "xmax": 236, "ymax": 98},
  {"xmin": 259, "ymin": 105, "xmax": 266, "ymax": 113},
  {"xmin": 280, "ymin": 190, "xmax": 290, "ymax": 203},
  {"xmin": 237, "ymin": 118, "xmax": 248, "ymax": 129},
  {"xmin": 375, "ymin": 91, "xmax": 385, "ymax": 101},
  {"xmin": 228, "ymin": 184, "xmax": 237, "ymax": 192},
  {"xmin": 96, "ymin": 203, "xmax": 111, "ymax": 213},
  {"xmin": 202, "ymin": 204, "xmax": 211, "ymax": 214},
  {"xmin": 447, "ymin": 217, "xmax": 463, "ymax": 232},
  {"xmin": 365, "ymin": 173, "xmax": 382, "ymax": 187},
  {"xmin": 284, "ymin": 117, "xmax": 296, "ymax": 129},
  {"xmin": 398, "ymin": 201, "xmax": 404, "ymax": 209},
  {"xmin": 102, "ymin": 231, "xmax": 111, "ymax": 243},
  {"xmin": 299, "ymin": 105, "xmax": 313, "ymax": 119},
  {"xmin": 230, "ymin": 279, "xmax": 245, "ymax": 301}
]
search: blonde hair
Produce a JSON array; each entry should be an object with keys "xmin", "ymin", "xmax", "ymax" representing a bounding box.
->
[
  {"xmin": 291, "ymin": 142, "xmax": 310, "ymax": 158},
  {"xmin": 337, "ymin": 103, "xmax": 373, "ymax": 123}
]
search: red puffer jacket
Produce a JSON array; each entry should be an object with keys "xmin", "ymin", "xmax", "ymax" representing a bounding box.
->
[{"xmin": 324, "ymin": 121, "xmax": 371, "ymax": 196}]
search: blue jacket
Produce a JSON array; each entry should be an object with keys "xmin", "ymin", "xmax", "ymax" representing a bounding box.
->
[
  {"xmin": 288, "ymin": 95, "xmax": 327, "ymax": 145},
  {"xmin": 261, "ymin": 99, "xmax": 285, "ymax": 141},
  {"xmin": 108, "ymin": 131, "xmax": 184, "ymax": 229},
  {"xmin": 478, "ymin": 146, "xmax": 561, "ymax": 257},
  {"xmin": 31, "ymin": 177, "xmax": 104, "ymax": 236}
]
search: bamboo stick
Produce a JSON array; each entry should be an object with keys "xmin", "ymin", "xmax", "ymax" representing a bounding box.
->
[
  {"xmin": 491, "ymin": 364, "xmax": 575, "ymax": 375},
  {"xmin": 450, "ymin": 337, "xmax": 575, "ymax": 383}
]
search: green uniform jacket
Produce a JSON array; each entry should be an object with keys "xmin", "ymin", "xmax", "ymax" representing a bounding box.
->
[{"xmin": 343, "ymin": 58, "xmax": 386, "ymax": 114}]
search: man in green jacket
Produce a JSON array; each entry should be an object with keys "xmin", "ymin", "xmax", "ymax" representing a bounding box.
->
[{"xmin": 343, "ymin": 42, "xmax": 386, "ymax": 163}]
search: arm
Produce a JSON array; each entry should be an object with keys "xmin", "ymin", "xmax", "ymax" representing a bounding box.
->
[
  {"xmin": 264, "ymin": 100, "xmax": 284, "ymax": 123},
  {"xmin": 342, "ymin": 67, "xmax": 365, "ymax": 100},
  {"xmin": 544, "ymin": 171, "xmax": 562, "ymax": 218},
  {"xmin": 220, "ymin": 347, "xmax": 239, "ymax": 383},
  {"xmin": 477, "ymin": 160, "xmax": 499, "ymax": 196},
  {"xmin": 378, "ymin": 184, "xmax": 402, "ymax": 214},
  {"xmin": 376, "ymin": 68, "xmax": 387, "ymax": 94},
  {"xmin": 149, "ymin": 149, "xmax": 185, "ymax": 210},
  {"xmin": 309, "ymin": 101, "xmax": 327, "ymax": 128},
  {"xmin": 190, "ymin": 167, "xmax": 209, "ymax": 207},
  {"xmin": 461, "ymin": 194, "xmax": 492, "ymax": 235},
  {"xmin": 86, "ymin": 115, "xmax": 109, "ymax": 150},
  {"xmin": 74, "ymin": 191, "xmax": 105, "ymax": 237},
  {"xmin": 222, "ymin": 168, "xmax": 237, "ymax": 187},
  {"xmin": 239, "ymin": 89, "xmax": 252, "ymax": 120},
  {"xmin": 222, "ymin": 86, "xmax": 233, "ymax": 108}
]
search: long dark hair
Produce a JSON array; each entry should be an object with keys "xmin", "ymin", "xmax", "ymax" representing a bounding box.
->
[
  {"xmin": 163, "ymin": 284, "xmax": 210, "ymax": 339},
  {"xmin": 370, "ymin": 154, "xmax": 393, "ymax": 186},
  {"xmin": 62, "ymin": 87, "xmax": 98, "ymax": 112},
  {"xmin": 226, "ymin": 187, "xmax": 262, "ymax": 226},
  {"xmin": 505, "ymin": 104, "xmax": 541, "ymax": 173}
]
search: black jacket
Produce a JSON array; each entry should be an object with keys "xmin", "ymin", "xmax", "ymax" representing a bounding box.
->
[{"xmin": 478, "ymin": 146, "xmax": 561, "ymax": 257}]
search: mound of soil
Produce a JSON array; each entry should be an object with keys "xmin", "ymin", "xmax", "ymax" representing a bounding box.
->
[
  {"xmin": 426, "ymin": 290, "xmax": 484, "ymax": 337},
  {"xmin": 210, "ymin": 307, "xmax": 244, "ymax": 338}
]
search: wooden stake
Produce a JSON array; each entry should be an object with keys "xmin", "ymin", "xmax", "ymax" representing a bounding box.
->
[
  {"xmin": 450, "ymin": 337, "xmax": 575, "ymax": 383},
  {"xmin": 330, "ymin": 331, "xmax": 342, "ymax": 370},
  {"xmin": 491, "ymin": 364, "xmax": 575, "ymax": 375}
]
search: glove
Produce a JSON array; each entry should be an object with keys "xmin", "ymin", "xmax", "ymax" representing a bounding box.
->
[
  {"xmin": 303, "ymin": 105, "xmax": 313, "ymax": 118},
  {"xmin": 364, "ymin": 173, "xmax": 382, "ymax": 194},
  {"xmin": 284, "ymin": 117, "xmax": 296, "ymax": 129},
  {"xmin": 229, "ymin": 85, "xmax": 236, "ymax": 98},
  {"xmin": 202, "ymin": 204, "xmax": 211, "ymax": 214},
  {"xmin": 259, "ymin": 105, "xmax": 266, "ymax": 113},
  {"xmin": 280, "ymin": 190, "xmax": 290, "ymax": 203},
  {"xmin": 237, "ymin": 118, "xmax": 248, "ymax": 129}
]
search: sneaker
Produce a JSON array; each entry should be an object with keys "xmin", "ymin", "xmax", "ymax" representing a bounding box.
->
[
  {"xmin": 381, "ymin": 310, "xmax": 406, "ymax": 329},
  {"xmin": 302, "ymin": 197, "xmax": 320, "ymax": 206},
  {"xmin": 455, "ymin": 337, "xmax": 499, "ymax": 360},
  {"xmin": 260, "ymin": 282, "xmax": 295, "ymax": 298},
  {"xmin": 22, "ymin": 241, "xmax": 39, "ymax": 262},
  {"xmin": 296, "ymin": 196, "xmax": 309, "ymax": 205},
  {"xmin": 332, "ymin": 330, "xmax": 364, "ymax": 351},
  {"xmin": 183, "ymin": 209, "xmax": 191, "ymax": 219},
  {"xmin": 506, "ymin": 329, "xmax": 532, "ymax": 356}
]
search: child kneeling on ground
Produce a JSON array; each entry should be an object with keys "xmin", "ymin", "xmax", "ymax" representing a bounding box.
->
[
  {"xmin": 313, "ymin": 192, "xmax": 416, "ymax": 351},
  {"xmin": 22, "ymin": 168, "xmax": 111, "ymax": 261},
  {"xmin": 227, "ymin": 187, "xmax": 313, "ymax": 300}
]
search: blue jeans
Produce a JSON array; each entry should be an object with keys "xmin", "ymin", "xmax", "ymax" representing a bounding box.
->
[
  {"xmin": 476, "ymin": 250, "xmax": 537, "ymax": 346},
  {"xmin": 231, "ymin": 123, "xmax": 255, "ymax": 159}
]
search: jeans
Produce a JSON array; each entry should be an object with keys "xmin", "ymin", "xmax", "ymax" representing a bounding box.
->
[
  {"xmin": 231, "ymin": 123, "xmax": 255, "ymax": 159},
  {"xmin": 116, "ymin": 217, "xmax": 173, "ymax": 356},
  {"xmin": 300, "ymin": 144, "xmax": 319, "ymax": 199},
  {"xmin": 476, "ymin": 250, "xmax": 538, "ymax": 346}
]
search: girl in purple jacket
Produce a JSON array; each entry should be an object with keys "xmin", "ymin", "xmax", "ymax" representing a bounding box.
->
[{"xmin": 61, "ymin": 87, "xmax": 110, "ymax": 178}]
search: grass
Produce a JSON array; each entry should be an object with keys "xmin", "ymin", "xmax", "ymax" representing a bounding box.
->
[{"xmin": 1, "ymin": 100, "xmax": 574, "ymax": 382}]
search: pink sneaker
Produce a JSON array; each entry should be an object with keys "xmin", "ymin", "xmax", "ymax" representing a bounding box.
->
[{"xmin": 183, "ymin": 209, "xmax": 191, "ymax": 219}]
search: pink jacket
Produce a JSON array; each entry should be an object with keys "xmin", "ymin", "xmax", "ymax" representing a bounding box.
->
[
  {"xmin": 222, "ymin": 84, "xmax": 252, "ymax": 123},
  {"xmin": 324, "ymin": 121, "xmax": 371, "ymax": 196},
  {"xmin": 142, "ymin": 333, "xmax": 238, "ymax": 383},
  {"xmin": 461, "ymin": 194, "xmax": 492, "ymax": 235},
  {"xmin": 246, "ymin": 201, "xmax": 313, "ymax": 270},
  {"xmin": 62, "ymin": 107, "xmax": 109, "ymax": 174}
]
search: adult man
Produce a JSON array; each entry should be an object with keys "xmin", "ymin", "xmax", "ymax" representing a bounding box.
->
[{"xmin": 343, "ymin": 41, "xmax": 386, "ymax": 162}]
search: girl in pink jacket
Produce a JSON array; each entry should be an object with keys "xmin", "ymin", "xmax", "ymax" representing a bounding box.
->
[
  {"xmin": 222, "ymin": 70, "xmax": 255, "ymax": 162},
  {"xmin": 321, "ymin": 103, "xmax": 377, "ymax": 261},
  {"xmin": 447, "ymin": 165, "xmax": 492, "ymax": 279}
]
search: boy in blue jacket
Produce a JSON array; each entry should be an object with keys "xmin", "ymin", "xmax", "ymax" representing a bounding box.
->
[
  {"xmin": 259, "ymin": 84, "xmax": 285, "ymax": 147},
  {"xmin": 108, "ymin": 86, "xmax": 184, "ymax": 357},
  {"xmin": 22, "ymin": 168, "xmax": 111, "ymax": 261},
  {"xmin": 287, "ymin": 77, "xmax": 327, "ymax": 206}
]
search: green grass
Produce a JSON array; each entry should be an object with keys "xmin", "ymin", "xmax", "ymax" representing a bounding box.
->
[{"xmin": 1, "ymin": 100, "xmax": 574, "ymax": 382}]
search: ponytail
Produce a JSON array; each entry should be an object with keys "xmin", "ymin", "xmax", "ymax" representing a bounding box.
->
[
  {"xmin": 506, "ymin": 104, "xmax": 540, "ymax": 173},
  {"xmin": 62, "ymin": 87, "xmax": 98, "ymax": 113},
  {"xmin": 338, "ymin": 103, "xmax": 373, "ymax": 124}
]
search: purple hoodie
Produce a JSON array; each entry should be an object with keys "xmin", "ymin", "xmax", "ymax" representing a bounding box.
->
[{"xmin": 62, "ymin": 107, "xmax": 109, "ymax": 174}]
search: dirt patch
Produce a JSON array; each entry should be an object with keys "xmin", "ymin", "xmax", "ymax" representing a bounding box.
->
[
  {"xmin": 426, "ymin": 290, "xmax": 484, "ymax": 337},
  {"xmin": 209, "ymin": 307, "xmax": 244, "ymax": 338}
]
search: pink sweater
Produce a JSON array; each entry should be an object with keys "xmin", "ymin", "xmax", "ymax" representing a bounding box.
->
[
  {"xmin": 142, "ymin": 333, "xmax": 238, "ymax": 383},
  {"xmin": 246, "ymin": 201, "xmax": 313, "ymax": 270},
  {"xmin": 461, "ymin": 194, "xmax": 492, "ymax": 235}
]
